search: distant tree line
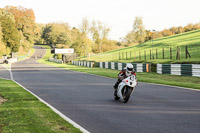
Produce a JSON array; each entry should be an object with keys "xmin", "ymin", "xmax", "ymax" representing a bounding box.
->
[
  {"xmin": 39, "ymin": 19, "xmax": 119, "ymax": 56},
  {"xmin": 0, "ymin": 6, "xmax": 119, "ymax": 57},
  {"xmin": 145, "ymin": 23, "xmax": 200, "ymax": 42},
  {"xmin": 1, "ymin": 6, "xmax": 200, "ymax": 57},
  {"xmin": 124, "ymin": 16, "xmax": 200, "ymax": 46}
]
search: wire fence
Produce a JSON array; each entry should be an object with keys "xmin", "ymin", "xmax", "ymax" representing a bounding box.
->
[{"xmin": 81, "ymin": 45, "xmax": 200, "ymax": 62}]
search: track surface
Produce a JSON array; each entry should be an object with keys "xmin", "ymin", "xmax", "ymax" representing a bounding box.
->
[
  {"xmin": 0, "ymin": 64, "xmax": 11, "ymax": 80},
  {"xmin": 9, "ymin": 46, "xmax": 200, "ymax": 133}
]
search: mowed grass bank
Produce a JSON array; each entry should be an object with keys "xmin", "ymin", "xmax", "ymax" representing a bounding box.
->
[
  {"xmin": 0, "ymin": 79, "xmax": 81, "ymax": 133},
  {"xmin": 80, "ymin": 29, "xmax": 200, "ymax": 63}
]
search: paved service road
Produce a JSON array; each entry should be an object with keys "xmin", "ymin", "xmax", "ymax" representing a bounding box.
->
[{"xmin": 11, "ymin": 46, "xmax": 200, "ymax": 133}]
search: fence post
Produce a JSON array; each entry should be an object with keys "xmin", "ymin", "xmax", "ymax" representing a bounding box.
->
[
  {"xmin": 150, "ymin": 49, "xmax": 151, "ymax": 60},
  {"xmin": 170, "ymin": 47, "xmax": 172, "ymax": 60},
  {"xmin": 139, "ymin": 51, "xmax": 141, "ymax": 60},
  {"xmin": 134, "ymin": 52, "xmax": 136, "ymax": 60},
  {"xmin": 176, "ymin": 46, "xmax": 180, "ymax": 60},
  {"xmin": 186, "ymin": 46, "xmax": 187, "ymax": 59},
  {"xmin": 185, "ymin": 45, "xmax": 191, "ymax": 59},
  {"xmin": 163, "ymin": 48, "xmax": 165, "ymax": 59},
  {"xmin": 144, "ymin": 50, "xmax": 146, "ymax": 60},
  {"xmin": 156, "ymin": 49, "xmax": 158, "ymax": 59}
]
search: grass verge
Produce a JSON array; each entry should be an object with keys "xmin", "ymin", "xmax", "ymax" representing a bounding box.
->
[
  {"xmin": 36, "ymin": 44, "xmax": 200, "ymax": 90},
  {"xmin": 17, "ymin": 48, "xmax": 35, "ymax": 62},
  {"xmin": 0, "ymin": 79, "xmax": 81, "ymax": 133},
  {"xmin": 38, "ymin": 58, "xmax": 200, "ymax": 90}
]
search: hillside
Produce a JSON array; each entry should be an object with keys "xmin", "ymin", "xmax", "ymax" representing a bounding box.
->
[{"xmin": 80, "ymin": 29, "xmax": 200, "ymax": 64}]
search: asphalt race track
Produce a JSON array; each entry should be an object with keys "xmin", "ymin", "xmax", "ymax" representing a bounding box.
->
[
  {"xmin": 0, "ymin": 64, "xmax": 11, "ymax": 80},
  {"xmin": 7, "ymin": 46, "xmax": 200, "ymax": 133}
]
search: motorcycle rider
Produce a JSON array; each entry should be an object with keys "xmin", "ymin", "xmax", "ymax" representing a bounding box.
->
[{"xmin": 113, "ymin": 63, "xmax": 137, "ymax": 89}]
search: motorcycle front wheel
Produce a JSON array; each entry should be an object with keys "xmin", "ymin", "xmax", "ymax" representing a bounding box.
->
[{"xmin": 122, "ymin": 86, "xmax": 132, "ymax": 103}]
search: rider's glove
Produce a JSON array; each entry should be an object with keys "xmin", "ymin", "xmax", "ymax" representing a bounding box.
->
[{"xmin": 118, "ymin": 74, "xmax": 124, "ymax": 80}]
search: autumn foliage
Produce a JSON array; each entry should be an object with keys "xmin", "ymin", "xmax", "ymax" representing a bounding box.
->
[
  {"xmin": 0, "ymin": 6, "xmax": 35, "ymax": 57},
  {"xmin": 144, "ymin": 23, "xmax": 200, "ymax": 42},
  {"xmin": 0, "ymin": 5, "xmax": 200, "ymax": 58}
]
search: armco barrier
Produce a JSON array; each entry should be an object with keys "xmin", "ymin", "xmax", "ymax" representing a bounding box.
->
[
  {"xmin": 193, "ymin": 64, "xmax": 200, "ymax": 77},
  {"xmin": 8, "ymin": 58, "xmax": 18, "ymax": 63},
  {"xmin": 157, "ymin": 64, "xmax": 200, "ymax": 77},
  {"xmin": 72, "ymin": 61, "xmax": 94, "ymax": 68},
  {"xmin": 72, "ymin": 61, "xmax": 151, "ymax": 72},
  {"xmin": 49, "ymin": 58, "xmax": 63, "ymax": 64}
]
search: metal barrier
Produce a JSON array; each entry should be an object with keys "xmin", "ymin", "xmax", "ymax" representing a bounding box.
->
[
  {"xmin": 72, "ymin": 61, "xmax": 151, "ymax": 72},
  {"xmin": 157, "ymin": 64, "xmax": 200, "ymax": 77},
  {"xmin": 49, "ymin": 58, "xmax": 63, "ymax": 64}
]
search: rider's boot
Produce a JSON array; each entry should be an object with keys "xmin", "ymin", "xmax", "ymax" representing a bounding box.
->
[
  {"xmin": 113, "ymin": 81, "xmax": 120, "ymax": 89},
  {"xmin": 113, "ymin": 84, "xmax": 118, "ymax": 90}
]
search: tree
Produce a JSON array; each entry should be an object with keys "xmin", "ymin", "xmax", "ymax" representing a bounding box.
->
[
  {"xmin": 80, "ymin": 18, "xmax": 94, "ymax": 56},
  {"xmin": 70, "ymin": 28, "xmax": 82, "ymax": 56},
  {"xmin": 161, "ymin": 29, "xmax": 173, "ymax": 37},
  {"xmin": 90, "ymin": 20, "xmax": 110, "ymax": 53},
  {"xmin": 154, "ymin": 32, "xmax": 163, "ymax": 39},
  {"xmin": 34, "ymin": 23, "xmax": 45, "ymax": 44},
  {"xmin": 101, "ymin": 40, "xmax": 118, "ymax": 51},
  {"xmin": 42, "ymin": 23, "xmax": 71, "ymax": 46},
  {"xmin": 169, "ymin": 27, "xmax": 177, "ymax": 35},
  {"xmin": 124, "ymin": 31, "xmax": 136, "ymax": 44},
  {"xmin": 144, "ymin": 30, "xmax": 152, "ymax": 42},
  {"xmin": 133, "ymin": 16, "xmax": 146, "ymax": 43},
  {"xmin": 0, "ymin": 25, "xmax": 8, "ymax": 56},
  {"xmin": 42, "ymin": 24, "xmax": 52, "ymax": 44},
  {"xmin": 5, "ymin": 6, "xmax": 36, "ymax": 52},
  {"xmin": 193, "ymin": 23, "xmax": 200, "ymax": 30},
  {"xmin": 5, "ymin": 6, "xmax": 35, "ymax": 43},
  {"xmin": 70, "ymin": 25, "xmax": 94, "ymax": 56},
  {"xmin": 0, "ymin": 8, "xmax": 21, "ymax": 53},
  {"xmin": 57, "ymin": 32, "xmax": 69, "ymax": 44},
  {"xmin": 176, "ymin": 26, "xmax": 184, "ymax": 34},
  {"xmin": 79, "ymin": 18, "xmax": 90, "ymax": 35},
  {"xmin": 184, "ymin": 24, "xmax": 194, "ymax": 32},
  {"xmin": 70, "ymin": 27, "xmax": 81, "ymax": 43}
]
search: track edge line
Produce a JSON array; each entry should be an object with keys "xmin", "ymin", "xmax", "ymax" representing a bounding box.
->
[{"xmin": 13, "ymin": 80, "xmax": 90, "ymax": 133}]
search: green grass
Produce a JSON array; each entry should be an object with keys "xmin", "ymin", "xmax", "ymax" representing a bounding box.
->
[
  {"xmin": 36, "ymin": 54, "xmax": 200, "ymax": 90},
  {"xmin": 36, "ymin": 44, "xmax": 54, "ymax": 64},
  {"xmin": 36, "ymin": 44, "xmax": 200, "ymax": 90},
  {"xmin": 0, "ymin": 79, "xmax": 81, "ymax": 133},
  {"xmin": 17, "ymin": 48, "xmax": 35, "ymax": 61},
  {"xmin": 80, "ymin": 29, "xmax": 200, "ymax": 63}
]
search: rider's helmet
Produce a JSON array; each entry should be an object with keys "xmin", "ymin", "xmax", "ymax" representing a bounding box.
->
[{"xmin": 126, "ymin": 63, "xmax": 134, "ymax": 76}]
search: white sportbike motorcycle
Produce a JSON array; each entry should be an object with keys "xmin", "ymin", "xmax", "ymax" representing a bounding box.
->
[{"xmin": 114, "ymin": 75, "xmax": 138, "ymax": 103}]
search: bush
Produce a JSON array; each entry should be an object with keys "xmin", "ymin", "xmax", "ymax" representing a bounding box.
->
[{"xmin": 151, "ymin": 63, "xmax": 157, "ymax": 72}]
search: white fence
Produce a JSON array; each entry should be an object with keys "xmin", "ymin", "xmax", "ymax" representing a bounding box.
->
[{"xmin": 49, "ymin": 58, "xmax": 63, "ymax": 64}]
